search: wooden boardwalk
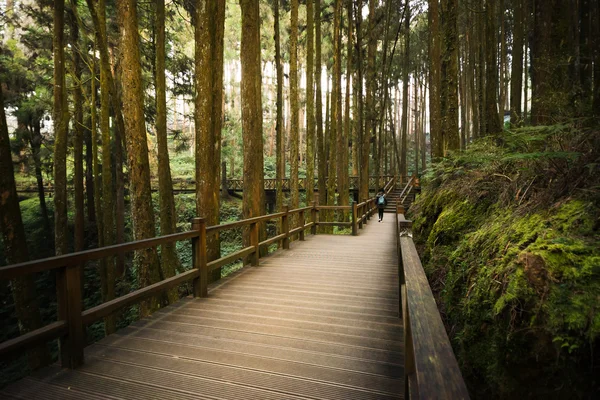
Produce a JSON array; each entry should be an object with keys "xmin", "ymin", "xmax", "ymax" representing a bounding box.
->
[{"xmin": 2, "ymin": 220, "xmax": 403, "ymax": 400}]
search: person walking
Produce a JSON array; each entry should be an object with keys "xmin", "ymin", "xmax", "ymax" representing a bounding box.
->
[{"xmin": 375, "ymin": 188, "xmax": 387, "ymax": 222}]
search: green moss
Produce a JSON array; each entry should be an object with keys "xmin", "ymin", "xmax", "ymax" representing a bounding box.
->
[{"xmin": 410, "ymin": 126, "xmax": 600, "ymax": 398}]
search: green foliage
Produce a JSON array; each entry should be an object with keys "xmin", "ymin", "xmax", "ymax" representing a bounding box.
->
[{"xmin": 409, "ymin": 125, "xmax": 600, "ymax": 398}]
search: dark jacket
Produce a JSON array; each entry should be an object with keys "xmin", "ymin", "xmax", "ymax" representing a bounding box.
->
[{"xmin": 376, "ymin": 193, "xmax": 387, "ymax": 208}]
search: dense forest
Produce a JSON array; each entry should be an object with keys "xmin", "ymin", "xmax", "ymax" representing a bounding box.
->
[{"xmin": 0, "ymin": 0, "xmax": 599, "ymax": 398}]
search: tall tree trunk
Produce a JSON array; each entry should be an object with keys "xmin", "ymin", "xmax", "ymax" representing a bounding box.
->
[
  {"xmin": 53, "ymin": 0, "xmax": 70, "ymax": 256},
  {"xmin": 117, "ymin": 0, "xmax": 162, "ymax": 317},
  {"xmin": 341, "ymin": 0, "xmax": 352, "ymax": 217},
  {"xmin": 441, "ymin": 0, "xmax": 459, "ymax": 151},
  {"xmin": 0, "ymin": 80, "xmax": 50, "ymax": 370},
  {"xmin": 364, "ymin": 0, "xmax": 376, "ymax": 199},
  {"xmin": 69, "ymin": 1, "xmax": 85, "ymax": 261},
  {"xmin": 316, "ymin": 0, "xmax": 327, "ymax": 206},
  {"xmin": 330, "ymin": 0, "xmax": 342, "ymax": 223},
  {"xmin": 510, "ymin": 0, "xmax": 524, "ymax": 126},
  {"xmin": 239, "ymin": 0, "xmax": 265, "ymax": 229},
  {"xmin": 29, "ymin": 122, "xmax": 51, "ymax": 236},
  {"xmin": 428, "ymin": 0, "xmax": 443, "ymax": 159},
  {"xmin": 195, "ymin": 0, "xmax": 223, "ymax": 280},
  {"xmin": 306, "ymin": 0, "xmax": 315, "ymax": 204},
  {"xmin": 96, "ymin": 0, "xmax": 116, "ymax": 334},
  {"xmin": 400, "ymin": 0, "xmax": 411, "ymax": 175},
  {"xmin": 84, "ymin": 114, "xmax": 95, "ymax": 224},
  {"xmin": 273, "ymin": 0, "xmax": 284, "ymax": 221},
  {"xmin": 354, "ymin": 0, "xmax": 366, "ymax": 200},
  {"xmin": 212, "ymin": 1, "xmax": 226, "ymax": 256},
  {"xmin": 290, "ymin": 0, "xmax": 300, "ymax": 211},
  {"xmin": 485, "ymin": 0, "xmax": 502, "ymax": 133},
  {"xmin": 593, "ymin": 0, "xmax": 600, "ymax": 116},
  {"xmin": 156, "ymin": 0, "xmax": 179, "ymax": 304}
]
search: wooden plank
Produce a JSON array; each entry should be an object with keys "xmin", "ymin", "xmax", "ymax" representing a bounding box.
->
[
  {"xmin": 81, "ymin": 269, "xmax": 199, "ymax": 325},
  {"xmin": 0, "ymin": 321, "xmax": 66, "ymax": 358}
]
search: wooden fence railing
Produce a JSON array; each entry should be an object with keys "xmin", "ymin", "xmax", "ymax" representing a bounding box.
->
[
  {"xmin": 0, "ymin": 178, "xmax": 393, "ymax": 370},
  {"xmin": 395, "ymin": 203, "xmax": 470, "ymax": 399},
  {"xmin": 15, "ymin": 175, "xmax": 410, "ymax": 194}
]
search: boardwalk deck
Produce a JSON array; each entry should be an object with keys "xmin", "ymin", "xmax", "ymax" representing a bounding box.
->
[{"xmin": 2, "ymin": 220, "xmax": 403, "ymax": 400}]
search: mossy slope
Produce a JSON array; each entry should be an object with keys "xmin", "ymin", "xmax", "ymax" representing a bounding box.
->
[{"xmin": 409, "ymin": 124, "xmax": 600, "ymax": 399}]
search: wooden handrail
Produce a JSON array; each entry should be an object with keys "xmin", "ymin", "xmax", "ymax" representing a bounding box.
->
[{"xmin": 395, "ymin": 211, "xmax": 470, "ymax": 399}]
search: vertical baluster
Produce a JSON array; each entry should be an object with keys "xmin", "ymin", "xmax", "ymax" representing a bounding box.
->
[
  {"xmin": 58, "ymin": 263, "xmax": 85, "ymax": 368},
  {"xmin": 352, "ymin": 201, "xmax": 358, "ymax": 236},
  {"xmin": 299, "ymin": 209, "xmax": 305, "ymax": 241},
  {"xmin": 250, "ymin": 221, "xmax": 260, "ymax": 265},
  {"xmin": 282, "ymin": 205, "xmax": 290, "ymax": 249},
  {"xmin": 311, "ymin": 201, "xmax": 317, "ymax": 235}
]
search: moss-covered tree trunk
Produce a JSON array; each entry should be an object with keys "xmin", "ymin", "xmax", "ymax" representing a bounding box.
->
[
  {"xmin": 363, "ymin": 0, "xmax": 376, "ymax": 200},
  {"xmin": 69, "ymin": 5, "xmax": 84, "ymax": 256},
  {"xmin": 510, "ymin": 0, "xmax": 524, "ymax": 126},
  {"xmin": 306, "ymin": 0, "xmax": 315, "ymax": 204},
  {"xmin": 316, "ymin": 0, "xmax": 327, "ymax": 207},
  {"xmin": 239, "ymin": 0, "xmax": 265, "ymax": 230},
  {"xmin": 117, "ymin": 0, "xmax": 162, "ymax": 317},
  {"xmin": 96, "ymin": 0, "xmax": 116, "ymax": 334},
  {"xmin": 354, "ymin": 0, "xmax": 366, "ymax": 200},
  {"xmin": 441, "ymin": 0, "xmax": 459, "ymax": 151},
  {"xmin": 156, "ymin": 0, "xmax": 179, "ymax": 304},
  {"xmin": 273, "ymin": 0, "xmax": 284, "ymax": 229},
  {"xmin": 290, "ymin": 0, "xmax": 300, "ymax": 213},
  {"xmin": 195, "ymin": 0, "xmax": 223, "ymax": 281},
  {"xmin": 329, "ymin": 0, "xmax": 341, "ymax": 227},
  {"xmin": 484, "ymin": 0, "xmax": 502, "ymax": 133},
  {"xmin": 428, "ymin": 0, "xmax": 442, "ymax": 159},
  {"xmin": 400, "ymin": 0, "xmax": 411, "ymax": 175},
  {"xmin": 341, "ymin": 0, "xmax": 353, "ymax": 217},
  {"xmin": 0, "ymin": 80, "xmax": 50, "ymax": 370},
  {"xmin": 53, "ymin": 0, "xmax": 70, "ymax": 256}
]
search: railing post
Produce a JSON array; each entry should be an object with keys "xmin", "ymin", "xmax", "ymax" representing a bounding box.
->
[
  {"xmin": 58, "ymin": 264, "xmax": 85, "ymax": 368},
  {"xmin": 358, "ymin": 203, "xmax": 364, "ymax": 230},
  {"xmin": 352, "ymin": 201, "xmax": 358, "ymax": 236},
  {"xmin": 250, "ymin": 221, "xmax": 260, "ymax": 266},
  {"xmin": 299, "ymin": 209, "xmax": 305, "ymax": 241},
  {"xmin": 311, "ymin": 201, "xmax": 317, "ymax": 235},
  {"xmin": 366, "ymin": 200, "xmax": 371, "ymax": 223},
  {"xmin": 191, "ymin": 217, "xmax": 208, "ymax": 298},
  {"xmin": 282, "ymin": 205, "xmax": 290, "ymax": 249}
]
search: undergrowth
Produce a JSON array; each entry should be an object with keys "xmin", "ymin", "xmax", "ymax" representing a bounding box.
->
[{"xmin": 409, "ymin": 122, "xmax": 600, "ymax": 399}]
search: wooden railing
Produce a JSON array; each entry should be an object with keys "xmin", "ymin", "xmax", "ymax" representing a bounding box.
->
[
  {"xmin": 0, "ymin": 178, "xmax": 393, "ymax": 370},
  {"xmin": 395, "ymin": 202, "xmax": 470, "ymax": 399},
  {"xmin": 15, "ymin": 175, "xmax": 410, "ymax": 194}
]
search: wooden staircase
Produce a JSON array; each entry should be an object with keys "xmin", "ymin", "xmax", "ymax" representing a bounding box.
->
[{"xmin": 383, "ymin": 186, "xmax": 420, "ymax": 213}]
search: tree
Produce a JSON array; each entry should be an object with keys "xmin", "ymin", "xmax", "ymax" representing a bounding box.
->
[
  {"xmin": 289, "ymin": 0, "xmax": 300, "ymax": 211},
  {"xmin": 0, "ymin": 80, "xmax": 50, "ymax": 371},
  {"xmin": 510, "ymin": 0, "xmax": 524, "ymax": 126},
  {"xmin": 116, "ymin": 0, "xmax": 162, "ymax": 316},
  {"xmin": 273, "ymin": 0, "xmax": 285, "ymax": 220},
  {"xmin": 306, "ymin": 0, "xmax": 315, "ymax": 204},
  {"xmin": 156, "ymin": 0, "xmax": 179, "ymax": 304},
  {"xmin": 316, "ymin": 0, "xmax": 327, "ymax": 207},
  {"xmin": 329, "ymin": 0, "xmax": 342, "ymax": 219},
  {"xmin": 484, "ymin": 0, "xmax": 502, "ymax": 133},
  {"xmin": 195, "ymin": 0, "xmax": 225, "ymax": 281},
  {"xmin": 400, "ymin": 0, "xmax": 411, "ymax": 175},
  {"xmin": 428, "ymin": 0, "xmax": 442, "ymax": 159},
  {"xmin": 362, "ymin": 0, "xmax": 376, "ymax": 200},
  {"xmin": 441, "ymin": 0, "xmax": 459, "ymax": 150},
  {"xmin": 53, "ymin": 0, "xmax": 70, "ymax": 256},
  {"xmin": 239, "ymin": 0, "xmax": 265, "ymax": 223}
]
